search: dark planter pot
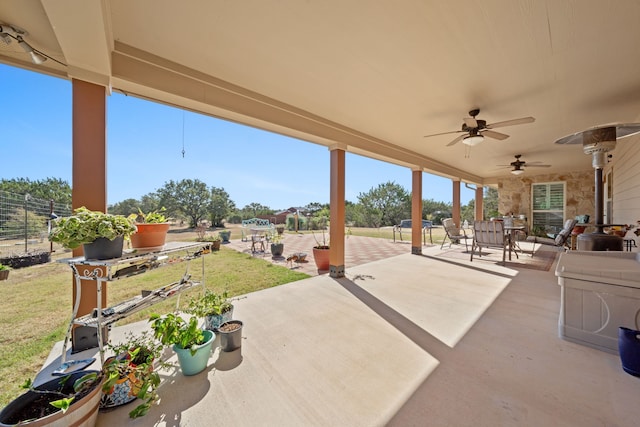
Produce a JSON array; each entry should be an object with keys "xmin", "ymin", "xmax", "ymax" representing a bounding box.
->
[
  {"xmin": 83, "ymin": 236, "xmax": 124, "ymax": 260},
  {"xmin": 204, "ymin": 306, "xmax": 234, "ymax": 331},
  {"xmin": 211, "ymin": 240, "xmax": 221, "ymax": 251},
  {"xmin": 271, "ymin": 243, "xmax": 284, "ymax": 257},
  {"xmin": 219, "ymin": 231, "xmax": 231, "ymax": 243},
  {"xmin": 0, "ymin": 270, "xmax": 8, "ymax": 281},
  {"xmin": 218, "ymin": 320, "xmax": 243, "ymax": 352},
  {"xmin": 0, "ymin": 251, "xmax": 50, "ymax": 269},
  {"xmin": 0, "ymin": 370, "xmax": 103, "ymax": 427},
  {"xmin": 619, "ymin": 327, "xmax": 640, "ymax": 376}
]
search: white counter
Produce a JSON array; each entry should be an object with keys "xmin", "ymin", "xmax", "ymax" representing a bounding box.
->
[{"xmin": 555, "ymin": 251, "xmax": 640, "ymax": 353}]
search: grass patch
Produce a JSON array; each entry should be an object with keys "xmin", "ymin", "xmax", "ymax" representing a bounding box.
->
[{"xmin": 0, "ymin": 245, "xmax": 308, "ymax": 407}]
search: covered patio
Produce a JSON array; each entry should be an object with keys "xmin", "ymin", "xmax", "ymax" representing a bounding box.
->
[{"xmin": 37, "ymin": 244, "xmax": 640, "ymax": 426}]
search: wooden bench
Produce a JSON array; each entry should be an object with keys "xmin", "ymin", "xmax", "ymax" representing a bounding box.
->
[{"xmin": 393, "ymin": 219, "xmax": 433, "ymax": 244}]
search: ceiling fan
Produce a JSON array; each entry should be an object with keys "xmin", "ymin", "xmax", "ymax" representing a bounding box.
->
[
  {"xmin": 423, "ymin": 109, "xmax": 535, "ymax": 147},
  {"xmin": 498, "ymin": 154, "xmax": 551, "ymax": 175}
]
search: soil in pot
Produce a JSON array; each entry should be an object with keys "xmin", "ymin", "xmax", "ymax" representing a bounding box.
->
[{"xmin": 0, "ymin": 370, "xmax": 103, "ymax": 427}]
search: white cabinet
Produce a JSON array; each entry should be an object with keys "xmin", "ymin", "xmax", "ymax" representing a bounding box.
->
[{"xmin": 555, "ymin": 251, "xmax": 640, "ymax": 353}]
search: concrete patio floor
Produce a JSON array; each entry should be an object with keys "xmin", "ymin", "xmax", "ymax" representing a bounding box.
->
[{"xmin": 38, "ymin": 242, "xmax": 640, "ymax": 426}]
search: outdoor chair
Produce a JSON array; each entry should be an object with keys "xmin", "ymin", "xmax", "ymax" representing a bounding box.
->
[
  {"xmin": 470, "ymin": 220, "xmax": 508, "ymax": 265},
  {"xmin": 441, "ymin": 218, "xmax": 472, "ymax": 251},
  {"xmin": 526, "ymin": 218, "xmax": 577, "ymax": 253}
]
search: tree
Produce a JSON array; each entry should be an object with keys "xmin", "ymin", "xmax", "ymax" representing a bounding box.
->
[
  {"xmin": 357, "ymin": 181, "xmax": 410, "ymax": 228},
  {"xmin": 156, "ymin": 179, "xmax": 210, "ymax": 228},
  {"xmin": 209, "ymin": 187, "xmax": 235, "ymax": 227},
  {"xmin": 0, "ymin": 177, "xmax": 71, "ymax": 207},
  {"xmin": 108, "ymin": 198, "xmax": 140, "ymax": 216},
  {"xmin": 241, "ymin": 203, "xmax": 272, "ymax": 218},
  {"xmin": 484, "ymin": 187, "xmax": 499, "ymax": 219}
]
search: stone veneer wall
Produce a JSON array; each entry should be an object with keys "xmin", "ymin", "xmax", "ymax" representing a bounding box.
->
[{"xmin": 497, "ymin": 170, "xmax": 594, "ymax": 221}]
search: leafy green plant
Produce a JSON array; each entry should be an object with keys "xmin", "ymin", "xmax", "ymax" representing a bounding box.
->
[
  {"xmin": 0, "ymin": 264, "xmax": 10, "ymax": 271},
  {"xmin": 149, "ymin": 313, "xmax": 205, "ymax": 356},
  {"xmin": 128, "ymin": 207, "xmax": 168, "ymax": 224},
  {"xmin": 186, "ymin": 290, "xmax": 233, "ymax": 317},
  {"xmin": 48, "ymin": 207, "xmax": 137, "ymax": 249},
  {"xmin": 17, "ymin": 371, "xmax": 101, "ymax": 418},
  {"xmin": 102, "ymin": 331, "xmax": 168, "ymax": 418}
]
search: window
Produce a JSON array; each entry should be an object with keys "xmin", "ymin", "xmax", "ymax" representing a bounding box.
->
[{"xmin": 531, "ymin": 182, "xmax": 565, "ymax": 235}]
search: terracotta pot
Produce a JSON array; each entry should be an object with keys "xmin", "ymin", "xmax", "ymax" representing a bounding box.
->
[
  {"xmin": 130, "ymin": 223, "xmax": 170, "ymax": 250},
  {"xmin": 312, "ymin": 246, "xmax": 330, "ymax": 271}
]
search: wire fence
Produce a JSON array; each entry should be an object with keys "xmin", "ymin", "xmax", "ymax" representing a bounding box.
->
[{"xmin": 0, "ymin": 190, "xmax": 72, "ymax": 257}]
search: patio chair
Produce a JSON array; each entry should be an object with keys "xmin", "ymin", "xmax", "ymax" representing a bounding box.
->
[
  {"xmin": 470, "ymin": 220, "xmax": 508, "ymax": 265},
  {"xmin": 440, "ymin": 218, "xmax": 472, "ymax": 251},
  {"xmin": 526, "ymin": 218, "xmax": 577, "ymax": 253}
]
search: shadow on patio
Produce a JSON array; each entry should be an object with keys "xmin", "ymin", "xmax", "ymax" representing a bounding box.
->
[{"xmin": 38, "ymin": 244, "xmax": 640, "ymax": 426}]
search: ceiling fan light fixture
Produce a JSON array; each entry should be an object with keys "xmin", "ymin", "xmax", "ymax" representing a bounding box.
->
[
  {"xmin": 511, "ymin": 168, "xmax": 524, "ymax": 176},
  {"xmin": 462, "ymin": 134, "xmax": 484, "ymax": 146}
]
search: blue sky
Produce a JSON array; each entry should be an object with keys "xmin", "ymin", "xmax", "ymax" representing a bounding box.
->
[{"xmin": 1, "ymin": 64, "xmax": 474, "ymax": 210}]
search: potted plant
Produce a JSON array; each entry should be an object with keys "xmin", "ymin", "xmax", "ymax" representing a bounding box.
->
[
  {"xmin": 186, "ymin": 290, "xmax": 234, "ymax": 331},
  {"xmin": 0, "ymin": 264, "xmax": 10, "ymax": 281},
  {"xmin": 218, "ymin": 229, "xmax": 231, "ymax": 243},
  {"xmin": 218, "ymin": 320, "xmax": 243, "ymax": 352},
  {"xmin": 275, "ymin": 224, "xmax": 285, "ymax": 235},
  {"xmin": 270, "ymin": 232, "xmax": 284, "ymax": 257},
  {"xmin": 312, "ymin": 230, "xmax": 330, "ymax": 271},
  {"xmin": 197, "ymin": 234, "xmax": 221, "ymax": 251},
  {"xmin": 49, "ymin": 207, "xmax": 137, "ymax": 260},
  {"xmin": 149, "ymin": 313, "xmax": 215, "ymax": 376},
  {"xmin": 100, "ymin": 331, "xmax": 167, "ymax": 418},
  {"xmin": 0, "ymin": 370, "xmax": 104, "ymax": 426},
  {"xmin": 128, "ymin": 208, "xmax": 171, "ymax": 250}
]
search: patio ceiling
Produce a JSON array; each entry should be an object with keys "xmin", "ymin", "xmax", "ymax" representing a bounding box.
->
[{"xmin": 2, "ymin": 0, "xmax": 640, "ymax": 185}]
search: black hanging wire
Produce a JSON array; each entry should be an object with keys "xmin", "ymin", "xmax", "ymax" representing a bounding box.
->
[{"xmin": 181, "ymin": 110, "xmax": 186, "ymax": 158}]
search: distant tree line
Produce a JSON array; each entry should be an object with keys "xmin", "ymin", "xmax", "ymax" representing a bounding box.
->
[{"xmin": 1, "ymin": 178, "xmax": 498, "ymax": 229}]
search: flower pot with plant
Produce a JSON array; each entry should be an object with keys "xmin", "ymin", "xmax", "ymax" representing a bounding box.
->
[
  {"xmin": 128, "ymin": 208, "xmax": 171, "ymax": 250},
  {"xmin": 270, "ymin": 233, "xmax": 284, "ymax": 257},
  {"xmin": 186, "ymin": 290, "xmax": 234, "ymax": 331},
  {"xmin": 0, "ymin": 264, "xmax": 10, "ymax": 281},
  {"xmin": 197, "ymin": 234, "xmax": 221, "ymax": 251},
  {"xmin": 49, "ymin": 207, "xmax": 137, "ymax": 260},
  {"xmin": 149, "ymin": 313, "xmax": 214, "ymax": 376},
  {"xmin": 100, "ymin": 331, "xmax": 168, "ymax": 418},
  {"xmin": 0, "ymin": 370, "xmax": 104, "ymax": 427},
  {"xmin": 312, "ymin": 230, "xmax": 330, "ymax": 271},
  {"xmin": 218, "ymin": 230, "xmax": 231, "ymax": 243}
]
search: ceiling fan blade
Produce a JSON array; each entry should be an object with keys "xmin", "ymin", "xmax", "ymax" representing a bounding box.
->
[
  {"xmin": 487, "ymin": 116, "xmax": 535, "ymax": 129},
  {"xmin": 525, "ymin": 164, "xmax": 551, "ymax": 167},
  {"xmin": 482, "ymin": 130, "xmax": 509, "ymax": 140},
  {"xmin": 423, "ymin": 130, "xmax": 464, "ymax": 138},
  {"xmin": 446, "ymin": 134, "xmax": 466, "ymax": 146},
  {"xmin": 463, "ymin": 117, "xmax": 478, "ymax": 128}
]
